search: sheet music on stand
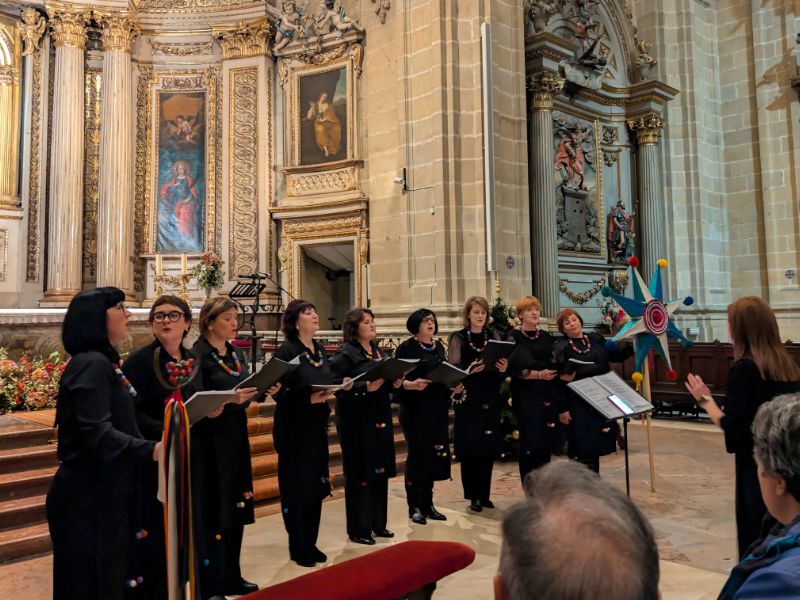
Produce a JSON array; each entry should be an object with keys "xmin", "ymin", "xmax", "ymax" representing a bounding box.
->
[{"xmin": 567, "ymin": 371, "xmax": 653, "ymax": 420}]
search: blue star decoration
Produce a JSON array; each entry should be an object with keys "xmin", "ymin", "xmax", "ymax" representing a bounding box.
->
[{"xmin": 600, "ymin": 256, "xmax": 694, "ymax": 388}]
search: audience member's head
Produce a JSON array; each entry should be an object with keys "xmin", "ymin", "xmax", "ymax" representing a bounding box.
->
[
  {"xmin": 752, "ymin": 393, "xmax": 800, "ymax": 525},
  {"xmin": 495, "ymin": 461, "xmax": 660, "ymax": 600}
]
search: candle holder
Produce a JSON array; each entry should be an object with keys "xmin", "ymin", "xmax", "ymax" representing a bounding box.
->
[{"xmin": 154, "ymin": 273, "xmax": 192, "ymax": 305}]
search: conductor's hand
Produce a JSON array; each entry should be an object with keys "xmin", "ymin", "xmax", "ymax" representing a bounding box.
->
[
  {"xmin": 403, "ymin": 378, "xmax": 430, "ymax": 391},
  {"xmin": 232, "ymin": 387, "xmax": 258, "ymax": 405},
  {"xmin": 559, "ymin": 411, "xmax": 571, "ymax": 425},
  {"xmin": 310, "ymin": 390, "xmax": 334, "ymax": 404},
  {"xmin": 560, "ymin": 371, "xmax": 576, "ymax": 382},
  {"xmin": 393, "ymin": 377, "xmax": 404, "ymax": 389},
  {"xmin": 495, "ymin": 358, "xmax": 509, "ymax": 373},
  {"xmin": 367, "ymin": 378, "xmax": 385, "ymax": 393},
  {"xmin": 266, "ymin": 382, "xmax": 282, "ymax": 397},
  {"xmin": 152, "ymin": 440, "xmax": 163, "ymax": 462},
  {"xmin": 684, "ymin": 373, "xmax": 711, "ymax": 403}
]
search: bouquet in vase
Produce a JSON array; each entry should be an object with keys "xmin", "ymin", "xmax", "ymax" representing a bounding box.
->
[{"xmin": 191, "ymin": 252, "xmax": 226, "ymax": 297}]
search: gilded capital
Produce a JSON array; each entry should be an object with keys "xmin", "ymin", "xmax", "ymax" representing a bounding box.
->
[
  {"xmin": 527, "ymin": 72, "xmax": 565, "ymax": 111},
  {"xmin": 212, "ymin": 18, "xmax": 270, "ymax": 59},
  {"xmin": 627, "ymin": 113, "xmax": 665, "ymax": 145},
  {"xmin": 19, "ymin": 8, "xmax": 47, "ymax": 57},
  {"xmin": 47, "ymin": 7, "xmax": 89, "ymax": 50},
  {"xmin": 97, "ymin": 13, "xmax": 140, "ymax": 53},
  {"xmin": 0, "ymin": 66, "xmax": 18, "ymax": 85}
]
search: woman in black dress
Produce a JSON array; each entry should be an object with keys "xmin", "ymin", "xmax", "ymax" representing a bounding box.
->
[
  {"xmin": 47, "ymin": 287, "xmax": 161, "ymax": 600},
  {"xmin": 685, "ymin": 296, "xmax": 800, "ymax": 558},
  {"xmin": 121, "ymin": 295, "xmax": 203, "ymax": 600},
  {"xmin": 191, "ymin": 297, "xmax": 273, "ymax": 597},
  {"xmin": 395, "ymin": 308, "xmax": 458, "ymax": 525},
  {"xmin": 448, "ymin": 296, "xmax": 508, "ymax": 512},
  {"xmin": 329, "ymin": 308, "xmax": 399, "ymax": 545},
  {"xmin": 272, "ymin": 299, "xmax": 340, "ymax": 567},
  {"xmin": 554, "ymin": 308, "xmax": 632, "ymax": 474},
  {"xmin": 506, "ymin": 295, "xmax": 560, "ymax": 485}
]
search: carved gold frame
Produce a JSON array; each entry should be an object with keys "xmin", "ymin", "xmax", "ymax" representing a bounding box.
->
[
  {"xmin": 277, "ymin": 215, "xmax": 369, "ymax": 308},
  {"xmin": 142, "ymin": 69, "xmax": 219, "ymax": 255}
]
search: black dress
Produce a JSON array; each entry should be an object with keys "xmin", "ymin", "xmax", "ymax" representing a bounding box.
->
[
  {"xmin": 272, "ymin": 338, "xmax": 336, "ymax": 563},
  {"xmin": 506, "ymin": 328, "xmax": 562, "ymax": 483},
  {"xmin": 46, "ymin": 350, "xmax": 156, "ymax": 600},
  {"xmin": 448, "ymin": 328, "xmax": 503, "ymax": 503},
  {"xmin": 191, "ymin": 337, "xmax": 257, "ymax": 595},
  {"xmin": 553, "ymin": 333, "xmax": 632, "ymax": 473},
  {"xmin": 329, "ymin": 341, "xmax": 397, "ymax": 538},
  {"xmin": 720, "ymin": 358, "xmax": 800, "ymax": 558},
  {"xmin": 395, "ymin": 338, "xmax": 452, "ymax": 513},
  {"xmin": 121, "ymin": 339, "xmax": 203, "ymax": 600}
]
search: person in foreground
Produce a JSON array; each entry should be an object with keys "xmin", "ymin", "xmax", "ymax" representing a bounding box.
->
[
  {"xmin": 717, "ymin": 394, "xmax": 800, "ymax": 600},
  {"xmin": 494, "ymin": 460, "xmax": 660, "ymax": 600},
  {"xmin": 685, "ymin": 296, "xmax": 800, "ymax": 557},
  {"xmin": 47, "ymin": 288, "xmax": 161, "ymax": 599}
]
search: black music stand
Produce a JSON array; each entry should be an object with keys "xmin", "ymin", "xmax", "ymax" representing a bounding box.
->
[{"xmin": 229, "ymin": 276, "xmax": 267, "ymax": 373}]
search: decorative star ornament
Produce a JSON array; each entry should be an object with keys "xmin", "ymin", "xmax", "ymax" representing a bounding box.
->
[{"xmin": 601, "ymin": 256, "xmax": 694, "ymax": 387}]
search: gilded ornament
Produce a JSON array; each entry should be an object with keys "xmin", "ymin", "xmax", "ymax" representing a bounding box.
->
[
  {"xmin": 0, "ymin": 66, "xmax": 18, "ymax": 85},
  {"xmin": 135, "ymin": 0, "xmax": 257, "ymax": 10},
  {"xmin": 370, "ymin": 0, "xmax": 391, "ymax": 24},
  {"xmin": 133, "ymin": 64, "xmax": 152, "ymax": 292},
  {"xmin": 602, "ymin": 125, "xmax": 618, "ymax": 145},
  {"xmin": 82, "ymin": 68, "xmax": 101, "ymax": 281},
  {"xmin": 527, "ymin": 71, "xmax": 565, "ymax": 111},
  {"xmin": 47, "ymin": 7, "xmax": 88, "ymax": 50},
  {"xmin": 97, "ymin": 13, "xmax": 139, "ymax": 53},
  {"xmin": 0, "ymin": 229, "xmax": 7, "ymax": 282},
  {"xmin": 559, "ymin": 271, "xmax": 627, "ymax": 305},
  {"xmin": 147, "ymin": 40, "xmax": 214, "ymax": 56},
  {"xmin": 603, "ymin": 151, "xmax": 619, "ymax": 167},
  {"xmin": 213, "ymin": 18, "xmax": 270, "ymax": 59},
  {"xmin": 26, "ymin": 45, "xmax": 43, "ymax": 282},
  {"xmin": 18, "ymin": 8, "xmax": 46, "ymax": 57},
  {"xmin": 286, "ymin": 167, "xmax": 356, "ymax": 197},
  {"xmin": 627, "ymin": 112, "xmax": 664, "ymax": 145}
]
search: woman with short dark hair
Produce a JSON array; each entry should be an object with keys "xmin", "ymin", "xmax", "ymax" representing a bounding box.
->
[
  {"xmin": 329, "ymin": 308, "xmax": 399, "ymax": 545},
  {"xmin": 395, "ymin": 308, "xmax": 456, "ymax": 524},
  {"xmin": 47, "ymin": 288, "xmax": 161, "ymax": 599},
  {"xmin": 272, "ymin": 299, "xmax": 339, "ymax": 567}
]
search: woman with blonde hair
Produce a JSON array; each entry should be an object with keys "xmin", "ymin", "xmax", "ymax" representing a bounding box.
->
[
  {"xmin": 686, "ymin": 296, "xmax": 800, "ymax": 558},
  {"xmin": 448, "ymin": 296, "xmax": 508, "ymax": 512}
]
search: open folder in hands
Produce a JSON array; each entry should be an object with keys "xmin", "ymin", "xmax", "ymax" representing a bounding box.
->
[
  {"xmin": 234, "ymin": 356, "xmax": 298, "ymax": 397},
  {"xmin": 184, "ymin": 390, "xmax": 235, "ymax": 425}
]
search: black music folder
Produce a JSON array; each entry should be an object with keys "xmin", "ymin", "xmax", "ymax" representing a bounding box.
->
[
  {"xmin": 362, "ymin": 358, "xmax": 420, "ymax": 382},
  {"xmin": 234, "ymin": 356, "xmax": 298, "ymax": 396},
  {"xmin": 425, "ymin": 362, "xmax": 470, "ymax": 388},
  {"xmin": 479, "ymin": 340, "xmax": 516, "ymax": 371}
]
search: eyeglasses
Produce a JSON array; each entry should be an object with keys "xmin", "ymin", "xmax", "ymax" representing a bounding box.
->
[
  {"xmin": 153, "ymin": 311, "xmax": 184, "ymax": 324},
  {"xmin": 113, "ymin": 302, "xmax": 127, "ymax": 312},
  {"xmin": 421, "ymin": 316, "xmax": 436, "ymax": 324}
]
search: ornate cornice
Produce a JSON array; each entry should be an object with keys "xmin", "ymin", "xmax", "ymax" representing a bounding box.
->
[
  {"xmin": 527, "ymin": 71, "xmax": 565, "ymax": 111},
  {"xmin": 147, "ymin": 40, "xmax": 214, "ymax": 56},
  {"xmin": 47, "ymin": 6, "xmax": 89, "ymax": 50},
  {"xmin": 627, "ymin": 112, "xmax": 664, "ymax": 145},
  {"xmin": 212, "ymin": 18, "xmax": 270, "ymax": 60},
  {"xmin": 19, "ymin": 8, "xmax": 47, "ymax": 57},
  {"xmin": 97, "ymin": 13, "xmax": 140, "ymax": 53}
]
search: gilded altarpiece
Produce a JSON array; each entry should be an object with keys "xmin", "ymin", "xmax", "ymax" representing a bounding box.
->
[{"xmin": 82, "ymin": 67, "xmax": 101, "ymax": 283}]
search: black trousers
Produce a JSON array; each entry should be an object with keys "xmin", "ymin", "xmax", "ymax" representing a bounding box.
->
[
  {"xmin": 518, "ymin": 447, "xmax": 551, "ymax": 487},
  {"xmin": 344, "ymin": 478, "xmax": 389, "ymax": 538},
  {"xmin": 460, "ymin": 457, "xmax": 494, "ymax": 501},
  {"xmin": 735, "ymin": 455, "xmax": 769, "ymax": 559},
  {"xmin": 574, "ymin": 455, "xmax": 600, "ymax": 473},
  {"xmin": 404, "ymin": 477, "xmax": 434, "ymax": 512},
  {"xmin": 197, "ymin": 523, "xmax": 245, "ymax": 598},
  {"xmin": 280, "ymin": 500, "xmax": 323, "ymax": 562}
]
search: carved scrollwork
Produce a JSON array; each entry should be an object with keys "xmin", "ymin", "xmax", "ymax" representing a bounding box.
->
[
  {"xmin": 286, "ymin": 167, "xmax": 357, "ymax": 197},
  {"xmin": 26, "ymin": 45, "xmax": 43, "ymax": 282},
  {"xmin": 148, "ymin": 40, "xmax": 214, "ymax": 56},
  {"xmin": 213, "ymin": 18, "xmax": 270, "ymax": 59}
]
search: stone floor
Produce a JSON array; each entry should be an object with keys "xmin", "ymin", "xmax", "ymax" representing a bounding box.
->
[{"xmin": 0, "ymin": 418, "xmax": 733, "ymax": 599}]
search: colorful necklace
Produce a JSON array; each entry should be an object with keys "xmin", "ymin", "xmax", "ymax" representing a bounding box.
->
[
  {"xmin": 466, "ymin": 329, "xmax": 488, "ymax": 353},
  {"xmin": 305, "ymin": 347, "xmax": 324, "ymax": 368},
  {"xmin": 211, "ymin": 350, "xmax": 241, "ymax": 377},
  {"xmin": 416, "ymin": 338, "xmax": 436, "ymax": 352},
  {"xmin": 113, "ymin": 364, "xmax": 138, "ymax": 398},
  {"xmin": 520, "ymin": 327, "xmax": 541, "ymax": 341},
  {"xmin": 165, "ymin": 357, "xmax": 197, "ymax": 387},
  {"xmin": 363, "ymin": 346, "xmax": 384, "ymax": 362},
  {"xmin": 568, "ymin": 335, "xmax": 592, "ymax": 355}
]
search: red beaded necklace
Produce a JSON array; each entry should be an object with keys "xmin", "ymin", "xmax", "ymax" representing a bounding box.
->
[
  {"xmin": 211, "ymin": 350, "xmax": 241, "ymax": 377},
  {"xmin": 568, "ymin": 335, "xmax": 592, "ymax": 354},
  {"xmin": 520, "ymin": 328, "xmax": 542, "ymax": 341},
  {"xmin": 466, "ymin": 329, "xmax": 488, "ymax": 353}
]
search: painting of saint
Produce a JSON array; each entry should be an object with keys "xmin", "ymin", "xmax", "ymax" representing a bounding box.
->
[
  {"xmin": 156, "ymin": 91, "xmax": 205, "ymax": 253},
  {"xmin": 299, "ymin": 67, "xmax": 348, "ymax": 165}
]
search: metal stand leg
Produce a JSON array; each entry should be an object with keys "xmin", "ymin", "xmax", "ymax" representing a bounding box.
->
[{"xmin": 623, "ymin": 417, "xmax": 631, "ymax": 497}]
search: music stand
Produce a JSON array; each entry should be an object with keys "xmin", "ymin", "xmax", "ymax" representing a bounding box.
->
[{"xmin": 229, "ymin": 276, "xmax": 267, "ymax": 373}]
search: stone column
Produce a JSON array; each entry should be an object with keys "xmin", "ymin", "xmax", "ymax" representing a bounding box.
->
[
  {"xmin": 43, "ymin": 8, "xmax": 87, "ymax": 303},
  {"xmin": 0, "ymin": 63, "xmax": 21, "ymax": 208},
  {"xmin": 96, "ymin": 14, "xmax": 138, "ymax": 298},
  {"xmin": 527, "ymin": 71, "xmax": 565, "ymax": 318},
  {"xmin": 628, "ymin": 113, "xmax": 665, "ymax": 283}
]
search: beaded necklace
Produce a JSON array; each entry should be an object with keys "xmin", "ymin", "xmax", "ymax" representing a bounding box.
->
[
  {"xmin": 211, "ymin": 350, "xmax": 241, "ymax": 377},
  {"xmin": 304, "ymin": 346, "xmax": 324, "ymax": 368},
  {"xmin": 416, "ymin": 338, "xmax": 436, "ymax": 352},
  {"xmin": 363, "ymin": 345, "xmax": 384, "ymax": 362},
  {"xmin": 113, "ymin": 364, "xmax": 138, "ymax": 398},
  {"xmin": 466, "ymin": 329, "xmax": 488, "ymax": 353},
  {"xmin": 567, "ymin": 335, "xmax": 592, "ymax": 355},
  {"xmin": 520, "ymin": 328, "xmax": 542, "ymax": 341}
]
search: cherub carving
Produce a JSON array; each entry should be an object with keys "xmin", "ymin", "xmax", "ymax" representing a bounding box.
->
[
  {"xmin": 19, "ymin": 8, "xmax": 46, "ymax": 56},
  {"xmin": 525, "ymin": 0, "xmax": 559, "ymax": 33},
  {"xmin": 315, "ymin": 0, "xmax": 363, "ymax": 36},
  {"xmin": 274, "ymin": 0, "xmax": 308, "ymax": 52}
]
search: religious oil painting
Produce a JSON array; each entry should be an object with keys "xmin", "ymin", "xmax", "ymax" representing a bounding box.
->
[
  {"xmin": 298, "ymin": 66, "xmax": 348, "ymax": 165},
  {"xmin": 552, "ymin": 111, "xmax": 604, "ymax": 258},
  {"xmin": 156, "ymin": 91, "xmax": 206, "ymax": 253}
]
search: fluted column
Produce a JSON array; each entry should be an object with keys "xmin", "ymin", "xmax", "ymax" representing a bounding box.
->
[
  {"xmin": 628, "ymin": 113, "xmax": 665, "ymax": 283},
  {"xmin": 43, "ymin": 7, "xmax": 88, "ymax": 302},
  {"xmin": 528, "ymin": 71, "xmax": 565, "ymax": 318},
  {"xmin": 96, "ymin": 13, "xmax": 139, "ymax": 298}
]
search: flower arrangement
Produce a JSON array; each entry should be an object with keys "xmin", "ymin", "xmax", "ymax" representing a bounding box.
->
[
  {"xmin": 599, "ymin": 297, "xmax": 627, "ymax": 332},
  {"xmin": 0, "ymin": 348, "xmax": 67, "ymax": 413},
  {"xmin": 191, "ymin": 252, "xmax": 225, "ymax": 296}
]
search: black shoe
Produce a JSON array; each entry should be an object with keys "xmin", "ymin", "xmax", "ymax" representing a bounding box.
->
[
  {"xmin": 312, "ymin": 547, "xmax": 327, "ymax": 563},
  {"xmin": 224, "ymin": 578, "xmax": 259, "ymax": 595},
  {"xmin": 469, "ymin": 499, "xmax": 482, "ymax": 512},
  {"xmin": 425, "ymin": 506, "xmax": 447, "ymax": 521},
  {"xmin": 349, "ymin": 535, "xmax": 376, "ymax": 545},
  {"xmin": 410, "ymin": 507, "xmax": 427, "ymax": 524},
  {"xmin": 208, "ymin": 596, "xmax": 227, "ymax": 600},
  {"xmin": 373, "ymin": 528, "xmax": 395, "ymax": 538},
  {"xmin": 482, "ymin": 499, "xmax": 495, "ymax": 509},
  {"xmin": 293, "ymin": 557, "xmax": 316, "ymax": 568}
]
